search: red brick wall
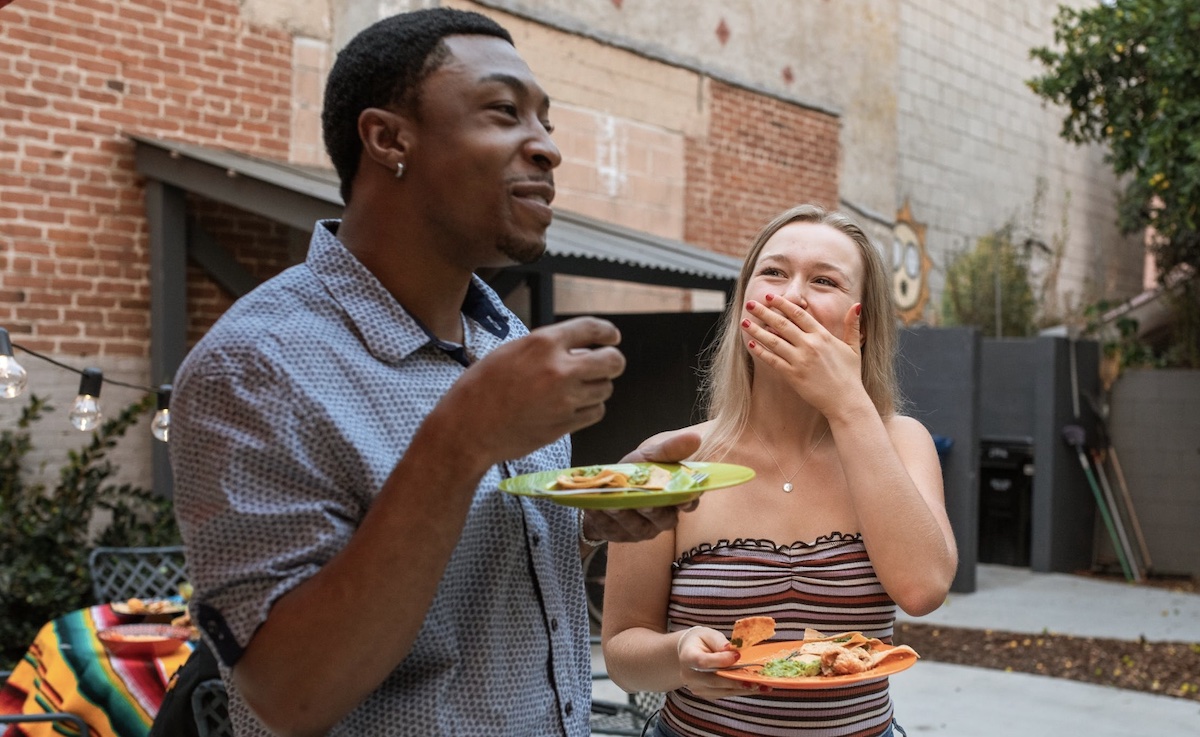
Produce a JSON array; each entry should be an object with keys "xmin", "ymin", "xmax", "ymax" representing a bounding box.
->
[
  {"xmin": 685, "ymin": 80, "xmax": 840, "ymax": 258},
  {"xmin": 186, "ymin": 198, "xmax": 294, "ymax": 344},
  {"xmin": 0, "ymin": 0, "xmax": 292, "ymax": 358}
]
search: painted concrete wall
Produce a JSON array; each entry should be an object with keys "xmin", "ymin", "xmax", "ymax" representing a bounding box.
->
[
  {"xmin": 1108, "ymin": 370, "xmax": 1200, "ymax": 578},
  {"xmin": 898, "ymin": 326, "xmax": 982, "ymax": 593},
  {"xmin": 0, "ymin": 357, "xmax": 158, "ymax": 502}
]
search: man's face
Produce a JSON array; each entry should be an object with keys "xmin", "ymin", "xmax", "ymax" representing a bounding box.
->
[{"xmin": 405, "ymin": 35, "xmax": 561, "ymax": 268}]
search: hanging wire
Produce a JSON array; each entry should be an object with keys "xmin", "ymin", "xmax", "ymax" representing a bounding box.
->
[{"xmin": 7, "ymin": 339, "xmax": 162, "ymax": 394}]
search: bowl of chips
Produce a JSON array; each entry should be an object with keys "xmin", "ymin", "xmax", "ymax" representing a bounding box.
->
[{"xmin": 98, "ymin": 624, "xmax": 192, "ymax": 658}]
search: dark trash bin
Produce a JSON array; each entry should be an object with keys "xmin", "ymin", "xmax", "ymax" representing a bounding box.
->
[
  {"xmin": 932, "ymin": 434, "xmax": 953, "ymax": 469},
  {"xmin": 977, "ymin": 437, "xmax": 1034, "ymax": 567}
]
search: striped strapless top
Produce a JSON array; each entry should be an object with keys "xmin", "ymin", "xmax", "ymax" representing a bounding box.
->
[{"xmin": 661, "ymin": 533, "xmax": 897, "ymax": 737}]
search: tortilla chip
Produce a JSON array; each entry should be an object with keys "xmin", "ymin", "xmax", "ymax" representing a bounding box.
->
[
  {"xmin": 870, "ymin": 643, "xmax": 920, "ymax": 667},
  {"xmin": 729, "ymin": 616, "xmax": 776, "ymax": 649},
  {"xmin": 551, "ymin": 464, "xmax": 677, "ymax": 490},
  {"xmin": 553, "ymin": 469, "xmax": 629, "ymax": 489},
  {"xmin": 636, "ymin": 465, "xmax": 675, "ymax": 490}
]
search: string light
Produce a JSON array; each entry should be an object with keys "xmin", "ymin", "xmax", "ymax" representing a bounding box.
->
[
  {"xmin": 0, "ymin": 326, "xmax": 171, "ymax": 442},
  {"xmin": 152, "ymin": 384, "xmax": 171, "ymax": 442},
  {"xmin": 0, "ymin": 328, "xmax": 28, "ymax": 399},
  {"xmin": 68, "ymin": 368, "xmax": 104, "ymax": 431}
]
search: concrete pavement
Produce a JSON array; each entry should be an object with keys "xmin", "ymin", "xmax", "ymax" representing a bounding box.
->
[{"xmin": 888, "ymin": 564, "xmax": 1200, "ymax": 736}]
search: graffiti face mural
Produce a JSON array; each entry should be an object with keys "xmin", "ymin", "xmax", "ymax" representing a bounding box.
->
[{"xmin": 892, "ymin": 200, "xmax": 932, "ymax": 325}]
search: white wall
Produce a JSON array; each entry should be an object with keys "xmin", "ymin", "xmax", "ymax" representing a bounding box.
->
[{"xmin": 897, "ymin": 0, "xmax": 1144, "ymax": 324}]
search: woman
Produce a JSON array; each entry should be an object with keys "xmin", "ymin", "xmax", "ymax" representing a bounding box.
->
[{"xmin": 601, "ymin": 204, "xmax": 958, "ymax": 737}]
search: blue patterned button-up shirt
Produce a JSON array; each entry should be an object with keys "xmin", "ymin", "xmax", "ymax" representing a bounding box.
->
[{"xmin": 169, "ymin": 221, "xmax": 591, "ymax": 736}]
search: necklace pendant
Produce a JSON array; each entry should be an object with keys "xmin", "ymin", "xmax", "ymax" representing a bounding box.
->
[{"xmin": 783, "ymin": 482, "xmax": 794, "ymax": 493}]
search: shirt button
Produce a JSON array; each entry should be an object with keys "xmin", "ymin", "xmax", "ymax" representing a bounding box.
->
[
  {"xmin": 551, "ymin": 617, "xmax": 559, "ymax": 632},
  {"xmin": 564, "ymin": 702, "xmax": 574, "ymax": 716}
]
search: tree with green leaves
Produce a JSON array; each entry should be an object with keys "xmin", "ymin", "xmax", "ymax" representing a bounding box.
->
[{"xmin": 1028, "ymin": 0, "xmax": 1199, "ymax": 281}]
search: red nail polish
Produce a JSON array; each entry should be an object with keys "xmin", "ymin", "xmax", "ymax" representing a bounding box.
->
[
  {"xmin": 746, "ymin": 301, "xmax": 756, "ymax": 310},
  {"xmin": 741, "ymin": 319, "xmax": 750, "ymax": 328},
  {"xmin": 748, "ymin": 341, "xmax": 756, "ymax": 349},
  {"xmin": 855, "ymin": 304, "xmax": 862, "ymax": 316},
  {"xmin": 764, "ymin": 293, "xmax": 774, "ymax": 302}
]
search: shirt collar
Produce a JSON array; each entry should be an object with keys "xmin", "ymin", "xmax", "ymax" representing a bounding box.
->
[{"xmin": 305, "ymin": 220, "xmax": 511, "ymax": 365}]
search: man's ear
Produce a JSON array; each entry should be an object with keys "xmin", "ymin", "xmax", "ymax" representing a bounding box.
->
[{"xmin": 357, "ymin": 107, "xmax": 410, "ymax": 174}]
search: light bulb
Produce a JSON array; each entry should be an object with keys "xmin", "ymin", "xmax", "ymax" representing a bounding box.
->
[
  {"xmin": 69, "ymin": 368, "xmax": 104, "ymax": 431},
  {"xmin": 0, "ymin": 355, "xmax": 27, "ymax": 399},
  {"xmin": 0, "ymin": 328, "xmax": 27, "ymax": 399},
  {"xmin": 152, "ymin": 384, "xmax": 171, "ymax": 442},
  {"xmin": 152, "ymin": 408, "xmax": 170, "ymax": 441}
]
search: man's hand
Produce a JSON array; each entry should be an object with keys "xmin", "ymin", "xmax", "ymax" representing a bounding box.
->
[
  {"xmin": 434, "ymin": 316, "xmax": 625, "ymax": 469},
  {"xmin": 581, "ymin": 430, "xmax": 703, "ymax": 543}
]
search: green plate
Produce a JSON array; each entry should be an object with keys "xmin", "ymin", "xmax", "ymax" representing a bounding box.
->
[{"xmin": 499, "ymin": 462, "xmax": 756, "ymax": 509}]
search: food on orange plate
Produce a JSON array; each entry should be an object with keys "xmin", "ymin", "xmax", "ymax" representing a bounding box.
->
[
  {"xmin": 728, "ymin": 616, "xmax": 776, "ymax": 649},
  {"xmin": 552, "ymin": 464, "xmax": 674, "ymax": 491},
  {"xmin": 742, "ymin": 621, "xmax": 919, "ymax": 678}
]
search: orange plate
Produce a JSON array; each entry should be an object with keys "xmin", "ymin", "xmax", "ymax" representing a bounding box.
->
[
  {"xmin": 715, "ymin": 640, "xmax": 918, "ymax": 690},
  {"xmin": 97, "ymin": 624, "xmax": 191, "ymax": 658}
]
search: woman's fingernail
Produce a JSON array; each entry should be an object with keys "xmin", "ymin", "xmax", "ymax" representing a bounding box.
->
[
  {"xmin": 855, "ymin": 304, "xmax": 862, "ymax": 316},
  {"xmin": 741, "ymin": 319, "xmax": 751, "ymax": 328},
  {"xmin": 746, "ymin": 300, "xmax": 757, "ymax": 310},
  {"xmin": 764, "ymin": 293, "xmax": 774, "ymax": 302},
  {"xmin": 748, "ymin": 340, "xmax": 757, "ymax": 349}
]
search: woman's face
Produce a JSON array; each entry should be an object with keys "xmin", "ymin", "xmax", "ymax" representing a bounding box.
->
[{"xmin": 742, "ymin": 221, "xmax": 865, "ymax": 343}]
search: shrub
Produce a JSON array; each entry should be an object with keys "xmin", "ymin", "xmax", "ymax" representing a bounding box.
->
[
  {"xmin": 941, "ymin": 225, "xmax": 1038, "ymax": 337},
  {"xmin": 0, "ymin": 393, "xmax": 180, "ymax": 669}
]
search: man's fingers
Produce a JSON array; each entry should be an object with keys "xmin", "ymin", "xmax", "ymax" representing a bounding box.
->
[
  {"xmin": 550, "ymin": 315, "xmax": 622, "ymax": 349},
  {"xmin": 591, "ymin": 505, "xmax": 691, "ymax": 543},
  {"xmin": 622, "ymin": 431, "xmax": 702, "ymax": 464}
]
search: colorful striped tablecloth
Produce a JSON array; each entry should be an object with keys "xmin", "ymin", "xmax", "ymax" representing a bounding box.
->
[{"xmin": 0, "ymin": 605, "xmax": 194, "ymax": 737}]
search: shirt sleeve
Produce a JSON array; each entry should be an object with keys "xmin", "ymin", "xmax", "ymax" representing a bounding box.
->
[{"xmin": 169, "ymin": 355, "xmax": 368, "ymax": 667}]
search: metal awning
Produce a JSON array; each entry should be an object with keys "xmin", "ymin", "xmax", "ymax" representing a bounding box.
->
[{"xmin": 129, "ymin": 134, "xmax": 741, "ymax": 292}]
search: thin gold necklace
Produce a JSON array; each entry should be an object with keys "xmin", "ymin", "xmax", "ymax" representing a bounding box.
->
[{"xmin": 749, "ymin": 423, "xmax": 830, "ymax": 493}]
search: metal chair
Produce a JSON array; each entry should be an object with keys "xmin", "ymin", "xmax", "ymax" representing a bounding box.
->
[
  {"xmin": 590, "ymin": 673, "xmax": 663, "ymax": 736},
  {"xmin": 87, "ymin": 545, "xmax": 188, "ymax": 603},
  {"xmin": 590, "ymin": 635, "xmax": 664, "ymax": 736},
  {"xmin": 191, "ymin": 678, "xmax": 232, "ymax": 737}
]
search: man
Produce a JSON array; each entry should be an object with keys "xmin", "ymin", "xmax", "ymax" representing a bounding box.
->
[{"xmin": 169, "ymin": 8, "xmax": 696, "ymax": 737}]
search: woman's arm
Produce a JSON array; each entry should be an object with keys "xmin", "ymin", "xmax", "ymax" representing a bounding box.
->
[
  {"xmin": 601, "ymin": 427, "xmax": 759, "ymax": 699},
  {"xmin": 602, "ymin": 532, "xmax": 756, "ymax": 700},
  {"xmin": 829, "ymin": 406, "xmax": 958, "ymax": 615}
]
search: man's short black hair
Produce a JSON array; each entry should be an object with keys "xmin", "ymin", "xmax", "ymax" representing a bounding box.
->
[{"xmin": 322, "ymin": 8, "xmax": 514, "ymax": 203}]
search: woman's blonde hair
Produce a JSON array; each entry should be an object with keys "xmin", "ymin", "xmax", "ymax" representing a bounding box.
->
[{"xmin": 695, "ymin": 204, "xmax": 902, "ymax": 460}]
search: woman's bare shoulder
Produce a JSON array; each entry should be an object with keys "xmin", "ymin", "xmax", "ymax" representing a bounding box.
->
[{"xmin": 884, "ymin": 413, "xmax": 935, "ymax": 446}]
